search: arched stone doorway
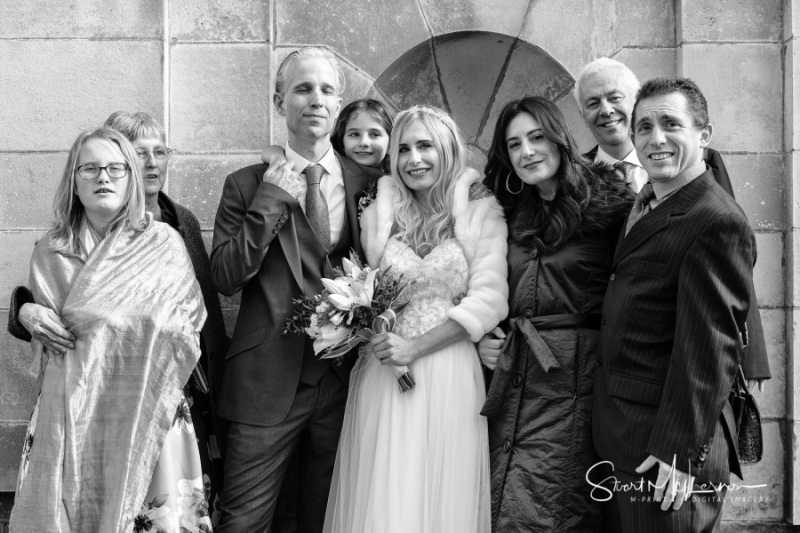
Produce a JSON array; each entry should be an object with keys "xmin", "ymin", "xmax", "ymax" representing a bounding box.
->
[{"xmin": 366, "ymin": 31, "xmax": 575, "ymax": 162}]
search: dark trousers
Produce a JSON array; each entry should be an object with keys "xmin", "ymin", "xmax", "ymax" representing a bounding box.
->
[
  {"xmin": 602, "ymin": 468, "xmax": 727, "ymax": 533},
  {"xmin": 216, "ymin": 370, "xmax": 347, "ymax": 533}
]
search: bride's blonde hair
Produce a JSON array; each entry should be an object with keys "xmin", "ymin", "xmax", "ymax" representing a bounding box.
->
[{"xmin": 388, "ymin": 106, "xmax": 467, "ymax": 252}]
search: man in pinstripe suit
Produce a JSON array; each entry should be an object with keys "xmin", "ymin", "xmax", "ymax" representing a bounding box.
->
[{"xmin": 592, "ymin": 78, "xmax": 755, "ymax": 532}]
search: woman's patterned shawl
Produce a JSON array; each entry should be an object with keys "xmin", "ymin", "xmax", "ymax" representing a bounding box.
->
[{"xmin": 10, "ymin": 217, "xmax": 206, "ymax": 532}]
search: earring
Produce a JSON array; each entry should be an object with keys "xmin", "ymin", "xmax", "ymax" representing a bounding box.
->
[{"xmin": 505, "ymin": 171, "xmax": 523, "ymax": 195}]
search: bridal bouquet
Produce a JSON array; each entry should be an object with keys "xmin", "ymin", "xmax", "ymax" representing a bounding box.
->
[{"xmin": 284, "ymin": 252, "xmax": 416, "ymax": 392}]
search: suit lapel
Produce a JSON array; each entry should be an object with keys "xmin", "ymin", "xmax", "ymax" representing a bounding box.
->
[
  {"xmin": 277, "ymin": 204, "xmax": 305, "ymax": 293},
  {"xmin": 614, "ymin": 172, "xmax": 714, "ymax": 266}
]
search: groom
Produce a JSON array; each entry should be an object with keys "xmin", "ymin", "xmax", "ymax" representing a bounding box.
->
[{"xmin": 210, "ymin": 46, "xmax": 379, "ymax": 532}]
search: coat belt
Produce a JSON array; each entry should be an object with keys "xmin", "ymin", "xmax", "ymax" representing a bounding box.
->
[{"xmin": 481, "ymin": 313, "xmax": 600, "ymax": 419}]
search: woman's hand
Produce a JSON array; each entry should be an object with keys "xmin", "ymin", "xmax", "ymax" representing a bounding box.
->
[
  {"xmin": 478, "ymin": 326, "xmax": 506, "ymax": 370},
  {"xmin": 370, "ymin": 332, "xmax": 420, "ymax": 366},
  {"xmin": 18, "ymin": 303, "xmax": 76, "ymax": 355}
]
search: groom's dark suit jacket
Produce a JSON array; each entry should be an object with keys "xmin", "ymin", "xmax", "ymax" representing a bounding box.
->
[
  {"xmin": 593, "ymin": 170, "xmax": 755, "ymax": 482},
  {"xmin": 583, "ymin": 145, "xmax": 770, "ymax": 381},
  {"xmin": 210, "ymin": 154, "xmax": 378, "ymax": 426}
]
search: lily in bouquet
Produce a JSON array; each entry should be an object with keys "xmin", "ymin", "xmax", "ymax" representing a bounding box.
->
[{"xmin": 284, "ymin": 252, "xmax": 416, "ymax": 392}]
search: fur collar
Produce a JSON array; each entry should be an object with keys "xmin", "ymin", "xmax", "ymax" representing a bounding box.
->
[{"xmin": 361, "ymin": 170, "xmax": 500, "ymax": 267}]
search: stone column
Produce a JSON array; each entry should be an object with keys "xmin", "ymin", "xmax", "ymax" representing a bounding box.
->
[
  {"xmin": 785, "ymin": 0, "xmax": 800, "ymax": 524},
  {"xmin": 677, "ymin": 0, "xmax": 786, "ymax": 524}
]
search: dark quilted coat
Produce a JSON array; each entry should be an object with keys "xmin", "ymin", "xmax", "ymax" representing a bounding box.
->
[{"xmin": 481, "ymin": 165, "xmax": 631, "ymax": 532}]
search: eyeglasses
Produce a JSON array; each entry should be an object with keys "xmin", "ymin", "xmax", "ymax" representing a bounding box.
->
[
  {"xmin": 135, "ymin": 148, "xmax": 173, "ymax": 161},
  {"xmin": 75, "ymin": 163, "xmax": 129, "ymax": 180}
]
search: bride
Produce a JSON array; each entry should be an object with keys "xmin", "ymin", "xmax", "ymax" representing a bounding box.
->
[{"xmin": 323, "ymin": 106, "xmax": 508, "ymax": 533}]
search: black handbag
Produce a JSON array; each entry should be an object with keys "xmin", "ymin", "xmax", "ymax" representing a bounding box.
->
[{"xmin": 729, "ymin": 365, "xmax": 763, "ymax": 464}]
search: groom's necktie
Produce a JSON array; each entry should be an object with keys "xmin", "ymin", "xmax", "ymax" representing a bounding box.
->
[
  {"xmin": 625, "ymin": 182, "xmax": 656, "ymax": 236},
  {"xmin": 303, "ymin": 164, "xmax": 331, "ymax": 250}
]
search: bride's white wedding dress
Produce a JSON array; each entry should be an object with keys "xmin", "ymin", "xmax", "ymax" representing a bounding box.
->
[{"xmin": 323, "ymin": 237, "xmax": 491, "ymax": 533}]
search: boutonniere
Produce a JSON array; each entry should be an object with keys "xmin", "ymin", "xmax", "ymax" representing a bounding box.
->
[{"xmin": 357, "ymin": 181, "xmax": 379, "ymax": 219}]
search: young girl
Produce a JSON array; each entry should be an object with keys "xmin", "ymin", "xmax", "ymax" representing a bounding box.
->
[{"xmin": 261, "ymin": 98, "xmax": 393, "ymax": 172}]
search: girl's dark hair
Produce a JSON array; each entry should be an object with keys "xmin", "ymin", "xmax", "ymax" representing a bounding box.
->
[
  {"xmin": 331, "ymin": 98, "xmax": 394, "ymax": 172},
  {"xmin": 484, "ymin": 96, "xmax": 633, "ymax": 253}
]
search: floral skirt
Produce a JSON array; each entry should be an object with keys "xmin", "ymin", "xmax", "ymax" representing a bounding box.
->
[{"xmin": 18, "ymin": 393, "xmax": 213, "ymax": 532}]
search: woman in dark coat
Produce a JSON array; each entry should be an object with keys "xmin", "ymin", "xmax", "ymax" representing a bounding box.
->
[{"xmin": 478, "ymin": 96, "xmax": 633, "ymax": 532}]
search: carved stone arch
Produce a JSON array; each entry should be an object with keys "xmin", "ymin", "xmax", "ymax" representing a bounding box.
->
[{"xmin": 365, "ymin": 31, "xmax": 576, "ymax": 160}]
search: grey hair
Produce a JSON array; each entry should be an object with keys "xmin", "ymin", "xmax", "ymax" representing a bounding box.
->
[
  {"xmin": 104, "ymin": 111, "xmax": 166, "ymax": 144},
  {"xmin": 274, "ymin": 46, "xmax": 346, "ymax": 98},
  {"xmin": 573, "ymin": 57, "xmax": 640, "ymax": 110}
]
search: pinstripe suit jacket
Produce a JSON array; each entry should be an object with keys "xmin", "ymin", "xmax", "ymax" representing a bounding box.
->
[
  {"xmin": 592, "ymin": 170, "xmax": 755, "ymax": 482},
  {"xmin": 582, "ymin": 145, "xmax": 770, "ymax": 380}
]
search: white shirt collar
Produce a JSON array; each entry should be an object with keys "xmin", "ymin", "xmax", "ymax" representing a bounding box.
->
[
  {"xmin": 594, "ymin": 146, "xmax": 643, "ymax": 169},
  {"xmin": 285, "ymin": 143, "xmax": 338, "ymax": 176}
]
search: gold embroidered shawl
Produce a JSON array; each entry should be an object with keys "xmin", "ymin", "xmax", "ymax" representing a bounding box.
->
[{"xmin": 9, "ymin": 218, "xmax": 206, "ymax": 532}]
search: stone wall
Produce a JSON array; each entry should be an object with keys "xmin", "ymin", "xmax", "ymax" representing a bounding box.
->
[{"xmin": 0, "ymin": 0, "xmax": 795, "ymax": 529}]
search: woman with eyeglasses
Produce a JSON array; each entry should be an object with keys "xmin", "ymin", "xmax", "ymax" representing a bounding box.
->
[
  {"xmin": 8, "ymin": 127, "xmax": 212, "ymax": 532},
  {"xmin": 8, "ymin": 112, "xmax": 228, "ymax": 525}
]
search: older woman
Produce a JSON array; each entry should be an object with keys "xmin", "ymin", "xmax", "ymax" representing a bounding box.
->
[
  {"xmin": 478, "ymin": 96, "xmax": 633, "ymax": 532},
  {"xmin": 8, "ymin": 112, "xmax": 228, "ymax": 517},
  {"xmin": 9, "ymin": 127, "xmax": 210, "ymax": 531}
]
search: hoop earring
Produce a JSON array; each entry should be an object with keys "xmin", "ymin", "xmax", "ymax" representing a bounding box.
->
[{"xmin": 505, "ymin": 171, "xmax": 523, "ymax": 195}]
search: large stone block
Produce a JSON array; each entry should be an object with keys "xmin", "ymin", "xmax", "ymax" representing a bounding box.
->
[
  {"xmin": 721, "ymin": 153, "xmax": 785, "ymax": 230},
  {"xmin": 681, "ymin": 44, "xmax": 782, "ymax": 153},
  {"xmin": 521, "ymin": 0, "xmax": 673, "ymax": 77},
  {"xmin": 754, "ymin": 309, "xmax": 785, "ymax": 419},
  {"xmin": 168, "ymin": 155, "xmax": 262, "ymax": 229},
  {"xmin": 0, "ymin": 424, "xmax": 28, "ymax": 491},
  {"xmin": 788, "ymin": 0, "xmax": 800, "ymax": 39},
  {"xmin": 752, "ymin": 232, "xmax": 782, "ymax": 308},
  {"xmin": 0, "ymin": 0, "xmax": 161, "ymax": 38},
  {"xmin": 520, "ymin": 0, "xmax": 604, "ymax": 76},
  {"xmin": 680, "ymin": 0, "xmax": 782, "ymax": 42},
  {"xmin": 791, "ymin": 230, "xmax": 800, "ymax": 308},
  {"xmin": 419, "ymin": 0, "xmax": 529, "ymax": 37},
  {"xmin": 0, "ymin": 41, "xmax": 163, "ymax": 151},
  {"xmin": 791, "ymin": 419, "xmax": 800, "ymax": 524},
  {"xmin": 170, "ymin": 0, "xmax": 270, "ymax": 42},
  {"xmin": 275, "ymin": 0, "xmax": 429, "ymax": 78},
  {"xmin": 722, "ymin": 421, "xmax": 783, "ymax": 521},
  {"xmin": 0, "ymin": 154, "xmax": 67, "ymax": 228},
  {"xmin": 170, "ymin": 44, "xmax": 270, "ymax": 152},
  {"xmin": 787, "ymin": 38, "xmax": 800, "ymax": 152},
  {"xmin": 613, "ymin": 47, "xmax": 677, "ymax": 83},
  {"xmin": 0, "ymin": 312, "xmax": 40, "ymax": 422},
  {"xmin": 0, "ymin": 232, "xmax": 43, "ymax": 307},
  {"xmin": 555, "ymin": 95, "xmax": 596, "ymax": 155},
  {"xmin": 614, "ymin": 0, "xmax": 675, "ymax": 48},
  {"xmin": 791, "ymin": 309, "xmax": 800, "ymax": 419},
  {"xmin": 792, "ymin": 151, "xmax": 800, "ymax": 225}
]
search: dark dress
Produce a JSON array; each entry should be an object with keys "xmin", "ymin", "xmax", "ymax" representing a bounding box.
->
[{"xmin": 481, "ymin": 165, "xmax": 631, "ymax": 532}]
